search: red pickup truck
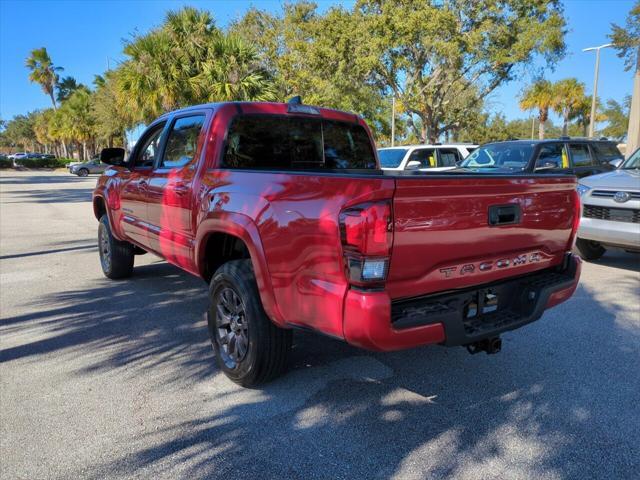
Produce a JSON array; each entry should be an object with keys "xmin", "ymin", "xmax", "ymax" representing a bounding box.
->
[{"xmin": 93, "ymin": 100, "xmax": 581, "ymax": 386}]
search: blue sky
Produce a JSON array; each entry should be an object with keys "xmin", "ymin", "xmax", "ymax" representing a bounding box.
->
[{"xmin": 0, "ymin": 0, "xmax": 635, "ymax": 126}]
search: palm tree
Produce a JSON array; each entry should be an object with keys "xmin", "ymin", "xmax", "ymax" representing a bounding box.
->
[
  {"xmin": 551, "ymin": 78, "xmax": 586, "ymax": 136},
  {"xmin": 191, "ymin": 34, "xmax": 276, "ymax": 102},
  {"xmin": 520, "ymin": 80, "xmax": 554, "ymax": 139},
  {"xmin": 25, "ymin": 47, "xmax": 63, "ymax": 109},
  {"xmin": 56, "ymin": 76, "xmax": 83, "ymax": 103}
]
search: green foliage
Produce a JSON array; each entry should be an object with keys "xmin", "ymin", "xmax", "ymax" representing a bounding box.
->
[
  {"xmin": 56, "ymin": 76, "xmax": 84, "ymax": 103},
  {"xmin": 116, "ymin": 7, "xmax": 275, "ymax": 125},
  {"xmin": 0, "ymin": 156, "xmax": 12, "ymax": 168},
  {"xmin": 25, "ymin": 47, "xmax": 63, "ymax": 109},
  {"xmin": 609, "ymin": 1, "xmax": 640, "ymax": 72},
  {"xmin": 350, "ymin": 0, "xmax": 567, "ymax": 142},
  {"xmin": 520, "ymin": 79, "xmax": 554, "ymax": 138},
  {"xmin": 13, "ymin": 157, "xmax": 69, "ymax": 168},
  {"xmin": 551, "ymin": 78, "xmax": 586, "ymax": 135},
  {"xmin": 602, "ymin": 97, "xmax": 631, "ymax": 139}
]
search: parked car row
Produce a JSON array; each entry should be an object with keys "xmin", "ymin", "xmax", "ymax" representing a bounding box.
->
[{"xmin": 8, "ymin": 152, "xmax": 56, "ymax": 161}]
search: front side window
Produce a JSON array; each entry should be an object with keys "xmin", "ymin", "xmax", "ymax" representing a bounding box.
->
[
  {"xmin": 569, "ymin": 143, "xmax": 592, "ymax": 167},
  {"xmin": 535, "ymin": 143, "xmax": 566, "ymax": 168},
  {"xmin": 378, "ymin": 148, "xmax": 408, "ymax": 168},
  {"xmin": 223, "ymin": 115, "xmax": 376, "ymax": 170},
  {"xmin": 161, "ymin": 115, "xmax": 206, "ymax": 169},
  {"xmin": 407, "ymin": 149, "xmax": 436, "ymax": 169},
  {"xmin": 134, "ymin": 123, "xmax": 165, "ymax": 169}
]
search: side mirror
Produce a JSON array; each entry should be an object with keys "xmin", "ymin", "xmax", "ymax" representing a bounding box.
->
[
  {"xmin": 100, "ymin": 148, "xmax": 126, "ymax": 166},
  {"xmin": 609, "ymin": 158, "xmax": 623, "ymax": 168},
  {"xmin": 406, "ymin": 160, "xmax": 421, "ymax": 170}
]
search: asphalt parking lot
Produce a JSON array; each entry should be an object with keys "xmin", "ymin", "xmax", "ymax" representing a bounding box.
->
[{"xmin": 1, "ymin": 170, "xmax": 639, "ymax": 480}]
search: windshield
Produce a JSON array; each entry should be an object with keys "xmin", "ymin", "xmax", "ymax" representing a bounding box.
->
[
  {"xmin": 378, "ymin": 148, "xmax": 408, "ymax": 168},
  {"xmin": 461, "ymin": 143, "xmax": 534, "ymax": 170},
  {"xmin": 621, "ymin": 148, "xmax": 640, "ymax": 169}
]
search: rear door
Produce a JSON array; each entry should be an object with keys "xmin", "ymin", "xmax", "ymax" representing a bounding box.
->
[
  {"xmin": 387, "ymin": 175, "xmax": 577, "ymax": 300},
  {"xmin": 146, "ymin": 112, "xmax": 209, "ymax": 271}
]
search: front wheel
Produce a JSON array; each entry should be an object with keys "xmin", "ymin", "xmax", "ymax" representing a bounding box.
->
[
  {"xmin": 575, "ymin": 238, "xmax": 606, "ymax": 261},
  {"xmin": 208, "ymin": 260, "xmax": 292, "ymax": 387},
  {"xmin": 98, "ymin": 215, "xmax": 134, "ymax": 279}
]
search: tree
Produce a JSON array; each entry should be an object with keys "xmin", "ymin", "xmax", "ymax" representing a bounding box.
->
[
  {"xmin": 25, "ymin": 47, "xmax": 63, "ymax": 109},
  {"xmin": 115, "ymin": 7, "xmax": 276, "ymax": 125},
  {"xmin": 520, "ymin": 80, "xmax": 555, "ymax": 139},
  {"xmin": 56, "ymin": 76, "xmax": 84, "ymax": 103},
  {"xmin": 57, "ymin": 88, "xmax": 96, "ymax": 160},
  {"xmin": 350, "ymin": 0, "xmax": 566, "ymax": 143},
  {"xmin": 92, "ymin": 71, "xmax": 128, "ymax": 149},
  {"xmin": 610, "ymin": 1, "xmax": 639, "ymax": 155},
  {"xmin": 601, "ymin": 96, "xmax": 631, "ymax": 139},
  {"xmin": 1, "ymin": 114, "xmax": 36, "ymax": 150},
  {"xmin": 551, "ymin": 78, "xmax": 586, "ymax": 136}
]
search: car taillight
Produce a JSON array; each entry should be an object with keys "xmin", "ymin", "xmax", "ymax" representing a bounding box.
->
[
  {"xmin": 339, "ymin": 200, "xmax": 393, "ymax": 286},
  {"xmin": 567, "ymin": 188, "xmax": 581, "ymax": 250}
]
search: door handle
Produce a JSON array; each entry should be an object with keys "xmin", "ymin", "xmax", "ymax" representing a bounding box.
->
[{"xmin": 173, "ymin": 183, "xmax": 190, "ymax": 196}]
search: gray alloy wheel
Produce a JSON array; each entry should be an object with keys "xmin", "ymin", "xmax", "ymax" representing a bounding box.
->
[
  {"xmin": 214, "ymin": 287, "xmax": 250, "ymax": 368},
  {"xmin": 77, "ymin": 168, "xmax": 89, "ymax": 177},
  {"xmin": 98, "ymin": 215, "xmax": 134, "ymax": 279}
]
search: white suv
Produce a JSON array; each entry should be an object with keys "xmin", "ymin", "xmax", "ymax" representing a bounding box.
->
[
  {"xmin": 378, "ymin": 144, "xmax": 477, "ymax": 171},
  {"xmin": 575, "ymin": 148, "xmax": 640, "ymax": 260}
]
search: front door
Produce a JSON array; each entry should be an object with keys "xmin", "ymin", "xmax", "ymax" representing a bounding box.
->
[
  {"xmin": 119, "ymin": 122, "xmax": 166, "ymax": 249},
  {"xmin": 146, "ymin": 113, "xmax": 208, "ymax": 272}
]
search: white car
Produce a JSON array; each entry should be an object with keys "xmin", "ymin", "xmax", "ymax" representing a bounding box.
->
[
  {"xmin": 8, "ymin": 152, "xmax": 29, "ymax": 161},
  {"xmin": 378, "ymin": 144, "xmax": 477, "ymax": 171},
  {"xmin": 575, "ymin": 148, "xmax": 640, "ymax": 260}
]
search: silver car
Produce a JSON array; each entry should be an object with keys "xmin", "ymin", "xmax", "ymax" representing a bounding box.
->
[
  {"xmin": 70, "ymin": 158, "xmax": 109, "ymax": 177},
  {"xmin": 575, "ymin": 148, "xmax": 640, "ymax": 260}
]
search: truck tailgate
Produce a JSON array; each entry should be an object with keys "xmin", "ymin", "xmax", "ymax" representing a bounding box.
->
[{"xmin": 387, "ymin": 175, "xmax": 577, "ymax": 300}]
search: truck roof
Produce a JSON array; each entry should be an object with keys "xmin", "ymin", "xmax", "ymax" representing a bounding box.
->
[{"xmin": 157, "ymin": 101, "xmax": 362, "ymax": 124}]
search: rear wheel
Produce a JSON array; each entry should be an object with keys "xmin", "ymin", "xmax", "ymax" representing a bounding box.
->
[
  {"xmin": 98, "ymin": 215, "xmax": 134, "ymax": 279},
  {"xmin": 208, "ymin": 260, "xmax": 292, "ymax": 387},
  {"xmin": 77, "ymin": 168, "xmax": 89, "ymax": 177},
  {"xmin": 575, "ymin": 238, "xmax": 606, "ymax": 260}
]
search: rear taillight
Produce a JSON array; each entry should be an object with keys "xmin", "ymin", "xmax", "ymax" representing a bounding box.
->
[
  {"xmin": 567, "ymin": 189, "xmax": 582, "ymax": 250},
  {"xmin": 339, "ymin": 200, "xmax": 393, "ymax": 286}
]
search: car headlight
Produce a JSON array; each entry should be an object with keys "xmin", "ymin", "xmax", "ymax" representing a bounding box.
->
[{"xmin": 576, "ymin": 184, "xmax": 591, "ymax": 197}]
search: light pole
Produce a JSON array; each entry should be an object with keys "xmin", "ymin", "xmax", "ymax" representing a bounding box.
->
[
  {"xmin": 583, "ymin": 43, "xmax": 613, "ymax": 138},
  {"xmin": 391, "ymin": 96, "xmax": 395, "ymax": 147}
]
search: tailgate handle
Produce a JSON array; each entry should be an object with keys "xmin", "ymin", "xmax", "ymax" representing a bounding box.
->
[{"xmin": 488, "ymin": 204, "xmax": 521, "ymax": 226}]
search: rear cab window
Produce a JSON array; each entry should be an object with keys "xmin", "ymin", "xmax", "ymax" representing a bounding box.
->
[{"xmin": 222, "ymin": 115, "xmax": 376, "ymax": 170}]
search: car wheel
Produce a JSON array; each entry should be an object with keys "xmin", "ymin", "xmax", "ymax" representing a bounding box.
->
[
  {"xmin": 208, "ymin": 259, "xmax": 292, "ymax": 387},
  {"xmin": 575, "ymin": 238, "xmax": 606, "ymax": 261},
  {"xmin": 77, "ymin": 168, "xmax": 89, "ymax": 177},
  {"xmin": 98, "ymin": 215, "xmax": 134, "ymax": 279}
]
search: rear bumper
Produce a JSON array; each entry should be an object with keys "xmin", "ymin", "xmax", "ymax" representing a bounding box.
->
[
  {"xmin": 343, "ymin": 254, "xmax": 581, "ymax": 351},
  {"xmin": 578, "ymin": 217, "xmax": 640, "ymax": 250}
]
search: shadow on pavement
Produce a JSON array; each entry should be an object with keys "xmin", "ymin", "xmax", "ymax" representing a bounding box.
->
[{"xmin": 2, "ymin": 258, "xmax": 638, "ymax": 479}]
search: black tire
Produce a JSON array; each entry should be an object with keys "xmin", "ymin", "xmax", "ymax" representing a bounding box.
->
[
  {"xmin": 208, "ymin": 259, "xmax": 292, "ymax": 387},
  {"xmin": 575, "ymin": 238, "xmax": 606, "ymax": 261},
  {"xmin": 77, "ymin": 168, "xmax": 89, "ymax": 177},
  {"xmin": 98, "ymin": 215, "xmax": 134, "ymax": 279}
]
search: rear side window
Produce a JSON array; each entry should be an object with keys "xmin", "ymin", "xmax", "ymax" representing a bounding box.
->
[
  {"xmin": 437, "ymin": 148, "xmax": 460, "ymax": 167},
  {"xmin": 222, "ymin": 115, "xmax": 376, "ymax": 170},
  {"xmin": 569, "ymin": 144, "xmax": 593, "ymax": 167},
  {"xmin": 161, "ymin": 115, "xmax": 205, "ymax": 168},
  {"xmin": 591, "ymin": 143, "xmax": 623, "ymax": 163}
]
